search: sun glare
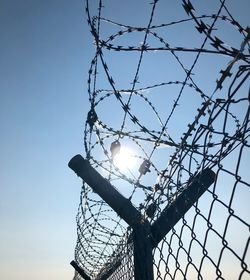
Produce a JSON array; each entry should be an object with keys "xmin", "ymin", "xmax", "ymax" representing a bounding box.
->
[{"xmin": 113, "ymin": 147, "xmax": 137, "ymax": 171}]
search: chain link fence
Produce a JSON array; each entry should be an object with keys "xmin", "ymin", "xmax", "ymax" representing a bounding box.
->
[{"xmin": 69, "ymin": 1, "xmax": 250, "ymax": 279}]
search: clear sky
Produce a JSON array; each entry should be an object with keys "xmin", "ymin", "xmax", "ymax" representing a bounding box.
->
[
  {"xmin": 0, "ymin": 1, "xmax": 90, "ymax": 279},
  {"xmin": 0, "ymin": 1, "xmax": 249, "ymax": 280}
]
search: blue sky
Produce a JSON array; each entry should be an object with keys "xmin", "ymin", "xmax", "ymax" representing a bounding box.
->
[
  {"xmin": 0, "ymin": 1, "xmax": 249, "ymax": 280},
  {"xmin": 0, "ymin": 1, "xmax": 90, "ymax": 279}
]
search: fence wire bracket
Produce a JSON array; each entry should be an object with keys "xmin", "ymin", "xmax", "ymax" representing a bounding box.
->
[
  {"xmin": 70, "ymin": 260, "xmax": 92, "ymax": 280},
  {"xmin": 69, "ymin": 154, "xmax": 154, "ymax": 280},
  {"xmin": 69, "ymin": 155, "xmax": 215, "ymax": 280},
  {"xmin": 150, "ymin": 168, "xmax": 216, "ymax": 247}
]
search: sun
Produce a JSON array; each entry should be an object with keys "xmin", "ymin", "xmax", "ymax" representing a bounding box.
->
[{"xmin": 113, "ymin": 147, "xmax": 137, "ymax": 171}]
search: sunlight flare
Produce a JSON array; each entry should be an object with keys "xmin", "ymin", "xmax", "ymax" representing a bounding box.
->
[{"xmin": 113, "ymin": 147, "xmax": 137, "ymax": 171}]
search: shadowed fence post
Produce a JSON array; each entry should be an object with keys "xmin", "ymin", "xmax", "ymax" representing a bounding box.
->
[
  {"xmin": 70, "ymin": 260, "xmax": 91, "ymax": 280},
  {"xmin": 69, "ymin": 155, "xmax": 215, "ymax": 279},
  {"xmin": 69, "ymin": 154, "xmax": 154, "ymax": 280},
  {"xmin": 150, "ymin": 168, "xmax": 216, "ymax": 247}
]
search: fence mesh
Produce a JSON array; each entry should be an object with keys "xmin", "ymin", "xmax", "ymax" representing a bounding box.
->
[{"xmin": 72, "ymin": 0, "xmax": 250, "ymax": 279}]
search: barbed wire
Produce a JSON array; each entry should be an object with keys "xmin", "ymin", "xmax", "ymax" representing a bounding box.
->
[{"xmin": 72, "ymin": 0, "xmax": 250, "ymax": 279}]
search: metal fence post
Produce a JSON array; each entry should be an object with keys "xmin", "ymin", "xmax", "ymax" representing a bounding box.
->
[
  {"xmin": 150, "ymin": 168, "xmax": 215, "ymax": 247},
  {"xmin": 69, "ymin": 154, "xmax": 154, "ymax": 280},
  {"xmin": 70, "ymin": 260, "xmax": 92, "ymax": 280},
  {"xmin": 69, "ymin": 155, "xmax": 215, "ymax": 279},
  {"xmin": 133, "ymin": 221, "xmax": 154, "ymax": 280}
]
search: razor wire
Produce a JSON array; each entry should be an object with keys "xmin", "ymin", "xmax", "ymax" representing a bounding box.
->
[{"xmin": 72, "ymin": 0, "xmax": 250, "ymax": 279}]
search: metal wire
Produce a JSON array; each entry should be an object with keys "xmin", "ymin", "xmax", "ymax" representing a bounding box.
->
[{"xmin": 72, "ymin": 0, "xmax": 250, "ymax": 279}]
